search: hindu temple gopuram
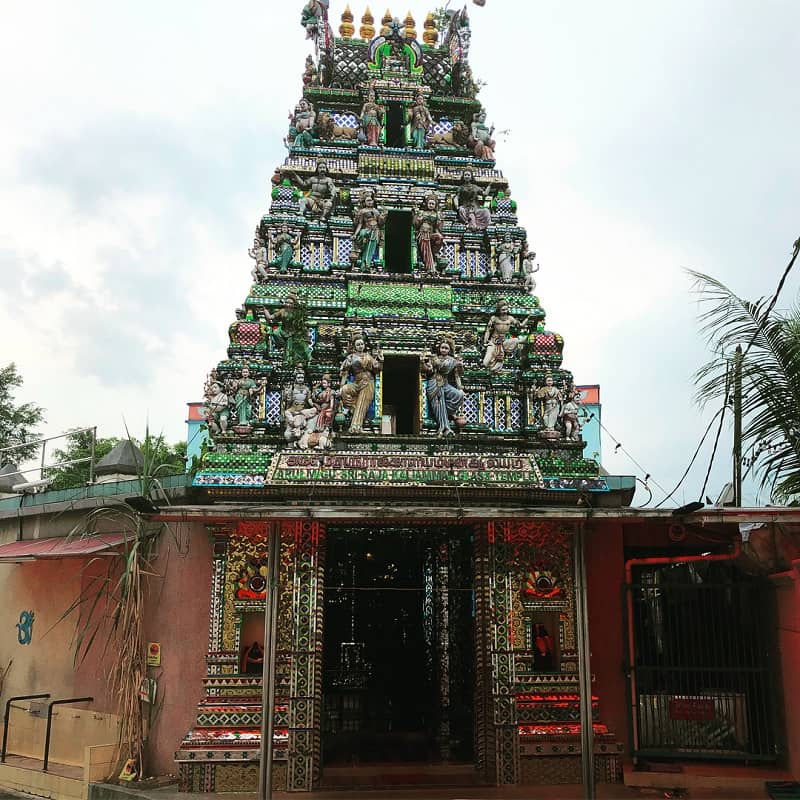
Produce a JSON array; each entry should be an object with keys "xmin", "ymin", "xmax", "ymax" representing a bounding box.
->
[{"xmin": 178, "ymin": 2, "xmax": 635, "ymax": 792}]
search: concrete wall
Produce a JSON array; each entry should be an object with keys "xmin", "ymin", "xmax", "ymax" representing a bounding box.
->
[
  {"xmin": 775, "ymin": 574, "xmax": 800, "ymax": 778},
  {"xmin": 586, "ymin": 520, "xmax": 630, "ymax": 755}
]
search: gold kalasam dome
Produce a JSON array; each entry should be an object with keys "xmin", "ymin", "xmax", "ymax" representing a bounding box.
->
[
  {"xmin": 380, "ymin": 9, "xmax": 392, "ymax": 36},
  {"xmin": 360, "ymin": 6, "xmax": 375, "ymax": 39},
  {"xmin": 404, "ymin": 10, "xmax": 416, "ymax": 39},
  {"xmin": 422, "ymin": 11, "xmax": 438, "ymax": 45},
  {"xmin": 339, "ymin": 4, "xmax": 355, "ymax": 38}
]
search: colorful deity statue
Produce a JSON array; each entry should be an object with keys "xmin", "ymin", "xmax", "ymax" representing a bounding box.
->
[
  {"xmin": 233, "ymin": 366, "xmax": 262, "ymax": 427},
  {"xmin": 339, "ymin": 333, "xmax": 383, "ymax": 433},
  {"xmin": 413, "ymin": 193, "xmax": 444, "ymax": 272},
  {"xmin": 204, "ymin": 381, "xmax": 229, "ymax": 435},
  {"xmin": 265, "ymin": 293, "xmax": 310, "ymax": 366},
  {"xmin": 284, "ymin": 160, "xmax": 337, "ymax": 220},
  {"xmin": 495, "ymin": 232, "xmax": 520, "ymax": 282},
  {"xmin": 470, "ymin": 110, "xmax": 495, "ymax": 160},
  {"xmin": 409, "ymin": 92, "xmax": 433, "ymax": 149},
  {"xmin": 312, "ymin": 373, "xmax": 337, "ymax": 432},
  {"xmin": 482, "ymin": 298, "xmax": 531, "ymax": 373},
  {"xmin": 351, "ymin": 188, "xmax": 386, "ymax": 270},
  {"xmin": 301, "ymin": 0, "xmax": 329, "ymax": 39},
  {"xmin": 359, "ymin": 88, "xmax": 383, "ymax": 146},
  {"xmin": 522, "ymin": 249, "xmax": 539, "ymax": 295},
  {"xmin": 560, "ymin": 389, "xmax": 582, "ymax": 441},
  {"xmin": 535, "ymin": 375, "xmax": 563, "ymax": 431},
  {"xmin": 283, "ymin": 369, "xmax": 319, "ymax": 446},
  {"xmin": 288, "ymin": 98, "xmax": 316, "ymax": 150},
  {"xmin": 455, "ymin": 170, "xmax": 491, "ymax": 231},
  {"xmin": 248, "ymin": 235, "xmax": 268, "ymax": 283},
  {"xmin": 421, "ymin": 336, "xmax": 465, "ymax": 437},
  {"xmin": 302, "ymin": 55, "xmax": 318, "ymax": 87},
  {"xmin": 270, "ymin": 224, "xmax": 298, "ymax": 273}
]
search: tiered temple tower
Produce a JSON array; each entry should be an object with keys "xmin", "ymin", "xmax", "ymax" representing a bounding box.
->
[{"xmin": 177, "ymin": 3, "xmax": 630, "ymax": 792}]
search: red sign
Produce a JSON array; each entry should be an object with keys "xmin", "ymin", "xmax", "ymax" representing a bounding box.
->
[{"xmin": 668, "ymin": 698, "xmax": 715, "ymax": 721}]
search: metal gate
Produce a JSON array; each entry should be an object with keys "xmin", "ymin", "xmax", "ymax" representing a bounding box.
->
[{"xmin": 628, "ymin": 561, "xmax": 781, "ymax": 762}]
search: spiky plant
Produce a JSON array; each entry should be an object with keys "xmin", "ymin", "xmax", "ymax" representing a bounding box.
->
[
  {"xmin": 60, "ymin": 427, "xmax": 179, "ymax": 779},
  {"xmin": 691, "ymin": 253, "xmax": 800, "ymax": 502}
]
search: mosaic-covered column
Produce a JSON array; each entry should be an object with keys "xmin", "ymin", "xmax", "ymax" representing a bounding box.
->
[{"xmin": 285, "ymin": 520, "xmax": 325, "ymax": 791}]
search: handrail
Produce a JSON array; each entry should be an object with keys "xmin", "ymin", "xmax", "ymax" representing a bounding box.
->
[
  {"xmin": 2, "ymin": 693, "xmax": 51, "ymax": 762},
  {"xmin": 43, "ymin": 697, "xmax": 93, "ymax": 772}
]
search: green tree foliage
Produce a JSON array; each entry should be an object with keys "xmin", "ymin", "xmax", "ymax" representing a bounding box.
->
[
  {"xmin": 48, "ymin": 429, "xmax": 186, "ymax": 490},
  {"xmin": 692, "ymin": 243, "xmax": 800, "ymax": 502},
  {"xmin": 0, "ymin": 363, "xmax": 45, "ymax": 464}
]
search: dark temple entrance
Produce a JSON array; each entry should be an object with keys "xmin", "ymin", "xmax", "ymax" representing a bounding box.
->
[{"xmin": 322, "ymin": 525, "xmax": 474, "ymax": 765}]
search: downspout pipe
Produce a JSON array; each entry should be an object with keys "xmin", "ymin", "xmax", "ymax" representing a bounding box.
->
[{"xmin": 624, "ymin": 537, "xmax": 742, "ymax": 762}]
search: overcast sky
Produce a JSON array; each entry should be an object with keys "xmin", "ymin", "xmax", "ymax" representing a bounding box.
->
[{"xmin": 1, "ymin": 1, "xmax": 798, "ymax": 505}]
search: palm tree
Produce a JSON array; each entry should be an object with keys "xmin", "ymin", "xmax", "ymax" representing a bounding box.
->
[{"xmin": 691, "ymin": 238, "xmax": 800, "ymax": 502}]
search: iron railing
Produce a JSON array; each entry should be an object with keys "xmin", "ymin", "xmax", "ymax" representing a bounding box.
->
[{"xmin": 2, "ymin": 693, "xmax": 50, "ymax": 762}]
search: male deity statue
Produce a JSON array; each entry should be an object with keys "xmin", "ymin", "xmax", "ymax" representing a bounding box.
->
[
  {"xmin": 284, "ymin": 161, "xmax": 337, "ymax": 221},
  {"xmin": 470, "ymin": 110, "xmax": 496, "ymax": 160},
  {"xmin": 560, "ymin": 389, "xmax": 583, "ymax": 441},
  {"xmin": 264, "ymin": 292, "xmax": 310, "ymax": 366},
  {"xmin": 359, "ymin": 88, "xmax": 383, "ymax": 146},
  {"xmin": 248, "ymin": 235, "xmax": 268, "ymax": 283},
  {"xmin": 522, "ymin": 250, "xmax": 539, "ymax": 296},
  {"xmin": 482, "ymin": 298, "xmax": 531, "ymax": 373},
  {"xmin": 409, "ymin": 92, "xmax": 433, "ymax": 149},
  {"xmin": 301, "ymin": 0, "xmax": 329, "ymax": 40},
  {"xmin": 204, "ymin": 380, "xmax": 229, "ymax": 435},
  {"xmin": 287, "ymin": 98, "xmax": 316, "ymax": 150},
  {"xmin": 495, "ymin": 232, "xmax": 520, "ymax": 282},
  {"xmin": 282, "ymin": 369, "xmax": 318, "ymax": 446},
  {"xmin": 413, "ymin": 193, "xmax": 444, "ymax": 272},
  {"xmin": 535, "ymin": 375, "xmax": 563, "ymax": 432}
]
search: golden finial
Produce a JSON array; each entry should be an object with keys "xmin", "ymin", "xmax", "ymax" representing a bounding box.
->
[
  {"xmin": 360, "ymin": 6, "xmax": 376, "ymax": 39},
  {"xmin": 381, "ymin": 9, "xmax": 392, "ymax": 36},
  {"xmin": 340, "ymin": 5, "xmax": 355, "ymax": 38},
  {"xmin": 404, "ymin": 10, "xmax": 417, "ymax": 39},
  {"xmin": 422, "ymin": 11, "xmax": 438, "ymax": 45}
]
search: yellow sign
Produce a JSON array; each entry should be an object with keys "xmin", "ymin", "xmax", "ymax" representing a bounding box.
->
[{"xmin": 147, "ymin": 642, "xmax": 161, "ymax": 667}]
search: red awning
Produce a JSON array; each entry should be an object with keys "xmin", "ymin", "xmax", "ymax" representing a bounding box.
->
[{"xmin": 0, "ymin": 533, "xmax": 128, "ymax": 563}]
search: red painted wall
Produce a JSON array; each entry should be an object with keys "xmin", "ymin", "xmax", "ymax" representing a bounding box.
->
[
  {"xmin": 586, "ymin": 520, "xmax": 630, "ymax": 755},
  {"xmin": 775, "ymin": 576, "xmax": 800, "ymax": 778}
]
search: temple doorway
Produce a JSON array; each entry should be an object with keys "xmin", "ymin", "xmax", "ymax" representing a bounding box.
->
[{"xmin": 322, "ymin": 525, "xmax": 475, "ymax": 766}]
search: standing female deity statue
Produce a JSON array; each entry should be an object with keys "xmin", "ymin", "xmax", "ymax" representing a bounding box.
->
[
  {"xmin": 495, "ymin": 232, "xmax": 520, "ymax": 282},
  {"xmin": 413, "ymin": 193, "xmax": 444, "ymax": 272},
  {"xmin": 339, "ymin": 334, "xmax": 384, "ymax": 433},
  {"xmin": 270, "ymin": 224, "xmax": 298, "ymax": 274},
  {"xmin": 233, "ymin": 366, "xmax": 262, "ymax": 427},
  {"xmin": 421, "ymin": 336, "xmax": 465, "ymax": 437},
  {"xmin": 470, "ymin": 110, "xmax": 496, "ymax": 160},
  {"xmin": 409, "ymin": 92, "xmax": 433, "ymax": 149},
  {"xmin": 265, "ymin": 293, "xmax": 310, "ymax": 366},
  {"xmin": 535, "ymin": 375, "xmax": 563, "ymax": 431},
  {"xmin": 351, "ymin": 189, "xmax": 386, "ymax": 270},
  {"xmin": 204, "ymin": 381, "xmax": 229, "ymax": 435},
  {"xmin": 455, "ymin": 170, "xmax": 492, "ymax": 231},
  {"xmin": 359, "ymin": 88, "xmax": 383, "ymax": 146}
]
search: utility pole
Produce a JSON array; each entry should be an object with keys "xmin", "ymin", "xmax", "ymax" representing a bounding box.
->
[
  {"xmin": 574, "ymin": 523, "xmax": 595, "ymax": 800},
  {"xmin": 733, "ymin": 344, "xmax": 743, "ymax": 506},
  {"xmin": 258, "ymin": 523, "xmax": 281, "ymax": 800}
]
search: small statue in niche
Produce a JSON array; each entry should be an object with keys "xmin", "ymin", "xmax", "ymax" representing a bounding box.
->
[
  {"xmin": 232, "ymin": 366, "xmax": 263, "ymax": 428},
  {"xmin": 339, "ymin": 333, "xmax": 383, "ymax": 433},
  {"xmin": 455, "ymin": 170, "xmax": 492, "ymax": 231},
  {"xmin": 470, "ymin": 110, "xmax": 496, "ymax": 160},
  {"xmin": 302, "ymin": 55, "xmax": 318, "ymax": 87},
  {"xmin": 535, "ymin": 374, "xmax": 563, "ymax": 431},
  {"xmin": 284, "ymin": 161, "xmax": 337, "ymax": 221},
  {"xmin": 265, "ymin": 292, "xmax": 310, "ymax": 366},
  {"xmin": 312, "ymin": 373, "xmax": 337, "ymax": 432},
  {"xmin": 288, "ymin": 98, "xmax": 316, "ymax": 150},
  {"xmin": 522, "ymin": 250, "xmax": 539, "ymax": 296},
  {"xmin": 301, "ymin": 0, "xmax": 329, "ymax": 39},
  {"xmin": 248, "ymin": 235, "xmax": 268, "ymax": 282},
  {"xmin": 351, "ymin": 188, "xmax": 386, "ymax": 270},
  {"xmin": 243, "ymin": 641, "xmax": 264, "ymax": 674},
  {"xmin": 532, "ymin": 624, "xmax": 556, "ymax": 671},
  {"xmin": 283, "ymin": 369, "xmax": 319, "ymax": 446},
  {"xmin": 421, "ymin": 336, "xmax": 465, "ymax": 437},
  {"xmin": 495, "ymin": 232, "xmax": 520, "ymax": 282},
  {"xmin": 359, "ymin": 88, "xmax": 383, "ymax": 146},
  {"xmin": 270, "ymin": 223, "xmax": 299, "ymax": 274},
  {"xmin": 482, "ymin": 298, "xmax": 531, "ymax": 373},
  {"xmin": 413, "ymin": 193, "xmax": 444, "ymax": 272},
  {"xmin": 204, "ymin": 380, "xmax": 230, "ymax": 435},
  {"xmin": 409, "ymin": 91, "xmax": 433, "ymax": 149},
  {"xmin": 560, "ymin": 389, "xmax": 582, "ymax": 441}
]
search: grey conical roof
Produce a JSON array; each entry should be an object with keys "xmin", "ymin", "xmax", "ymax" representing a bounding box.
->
[
  {"xmin": 94, "ymin": 441, "xmax": 144, "ymax": 476},
  {"xmin": 0, "ymin": 463, "xmax": 25, "ymax": 492}
]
